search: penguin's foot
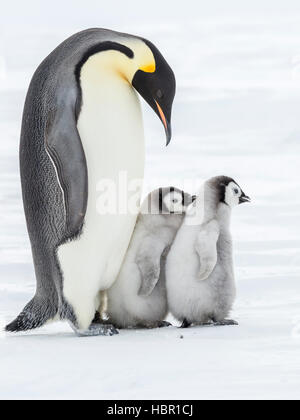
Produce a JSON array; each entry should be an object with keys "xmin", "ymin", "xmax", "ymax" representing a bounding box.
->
[
  {"xmin": 194, "ymin": 320, "xmax": 214, "ymax": 326},
  {"xmin": 136, "ymin": 320, "xmax": 172, "ymax": 329},
  {"xmin": 212, "ymin": 319, "xmax": 239, "ymax": 327},
  {"xmin": 134, "ymin": 321, "xmax": 172, "ymax": 330},
  {"xmin": 92, "ymin": 311, "xmax": 112, "ymax": 325},
  {"xmin": 185, "ymin": 319, "xmax": 239, "ymax": 328},
  {"xmin": 157, "ymin": 320, "xmax": 172, "ymax": 328},
  {"xmin": 180, "ymin": 319, "xmax": 191, "ymax": 329},
  {"xmin": 70, "ymin": 322, "xmax": 119, "ymax": 337}
]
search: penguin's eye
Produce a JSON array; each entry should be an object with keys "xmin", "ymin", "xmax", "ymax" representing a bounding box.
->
[
  {"xmin": 156, "ymin": 89, "xmax": 163, "ymax": 99},
  {"xmin": 234, "ymin": 188, "xmax": 239, "ymax": 195}
]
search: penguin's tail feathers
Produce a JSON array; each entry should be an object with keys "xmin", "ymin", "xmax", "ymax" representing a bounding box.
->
[{"xmin": 5, "ymin": 296, "xmax": 58, "ymax": 333}]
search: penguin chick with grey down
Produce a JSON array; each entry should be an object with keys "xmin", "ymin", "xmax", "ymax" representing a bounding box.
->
[
  {"xmin": 166, "ymin": 176, "xmax": 251, "ymax": 328},
  {"xmin": 107, "ymin": 187, "xmax": 193, "ymax": 328}
]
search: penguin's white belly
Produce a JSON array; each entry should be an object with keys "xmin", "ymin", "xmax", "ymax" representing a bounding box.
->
[{"xmin": 57, "ymin": 70, "xmax": 145, "ymax": 329}]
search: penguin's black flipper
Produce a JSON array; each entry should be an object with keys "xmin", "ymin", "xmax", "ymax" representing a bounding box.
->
[
  {"xmin": 5, "ymin": 296, "xmax": 58, "ymax": 333},
  {"xmin": 45, "ymin": 98, "xmax": 88, "ymax": 237},
  {"xmin": 136, "ymin": 238, "xmax": 165, "ymax": 297}
]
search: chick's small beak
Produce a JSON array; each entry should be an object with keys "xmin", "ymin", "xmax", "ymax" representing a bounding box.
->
[
  {"xmin": 239, "ymin": 194, "xmax": 251, "ymax": 204},
  {"xmin": 155, "ymin": 101, "xmax": 172, "ymax": 145}
]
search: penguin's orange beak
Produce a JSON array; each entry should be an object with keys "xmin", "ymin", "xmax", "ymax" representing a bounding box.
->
[
  {"xmin": 155, "ymin": 101, "xmax": 167, "ymax": 131},
  {"xmin": 155, "ymin": 101, "xmax": 172, "ymax": 145},
  {"xmin": 131, "ymin": 50, "xmax": 175, "ymax": 147}
]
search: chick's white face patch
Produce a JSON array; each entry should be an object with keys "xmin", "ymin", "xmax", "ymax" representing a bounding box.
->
[
  {"xmin": 224, "ymin": 182, "xmax": 241, "ymax": 207},
  {"xmin": 163, "ymin": 191, "xmax": 185, "ymax": 214}
]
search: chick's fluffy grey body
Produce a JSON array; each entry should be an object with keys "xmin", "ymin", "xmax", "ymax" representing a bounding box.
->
[
  {"xmin": 107, "ymin": 188, "xmax": 190, "ymax": 328},
  {"xmin": 166, "ymin": 178, "xmax": 238, "ymax": 324}
]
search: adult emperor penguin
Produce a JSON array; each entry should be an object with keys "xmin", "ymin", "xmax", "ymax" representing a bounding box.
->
[
  {"xmin": 166, "ymin": 176, "xmax": 250, "ymax": 328},
  {"xmin": 6, "ymin": 28, "xmax": 176, "ymax": 336}
]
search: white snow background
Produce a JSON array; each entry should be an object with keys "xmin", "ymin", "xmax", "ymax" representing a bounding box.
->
[{"xmin": 0, "ymin": 0, "xmax": 300, "ymax": 400}]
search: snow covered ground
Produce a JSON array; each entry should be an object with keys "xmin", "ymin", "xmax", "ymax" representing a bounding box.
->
[{"xmin": 1, "ymin": 0, "xmax": 300, "ymax": 400}]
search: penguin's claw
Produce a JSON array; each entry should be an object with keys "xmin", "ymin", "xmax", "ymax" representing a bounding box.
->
[{"xmin": 74, "ymin": 323, "xmax": 119, "ymax": 337}]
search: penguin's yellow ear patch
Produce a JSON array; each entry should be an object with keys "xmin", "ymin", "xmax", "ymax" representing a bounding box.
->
[{"xmin": 139, "ymin": 63, "xmax": 156, "ymax": 73}]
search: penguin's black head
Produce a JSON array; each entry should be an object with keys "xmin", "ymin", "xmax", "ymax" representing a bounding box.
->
[
  {"xmin": 158, "ymin": 187, "xmax": 193, "ymax": 214},
  {"xmin": 75, "ymin": 36, "xmax": 175, "ymax": 145},
  {"xmin": 132, "ymin": 39, "xmax": 176, "ymax": 145},
  {"xmin": 209, "ymin": 176, "xmax": 251, "ymax": 208},
  {"xmin": 142, "ymin": 187, "xmax": 193, "ymax": 215}
]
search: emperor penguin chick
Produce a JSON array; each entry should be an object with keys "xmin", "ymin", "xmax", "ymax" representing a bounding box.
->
[
  {"xmin": 166, "ymin": 176, "xmax": 251, "ymax": 328},
  {"xmin": 107, "ymin": 187, "xmax": 193, "ymax": 328}
]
